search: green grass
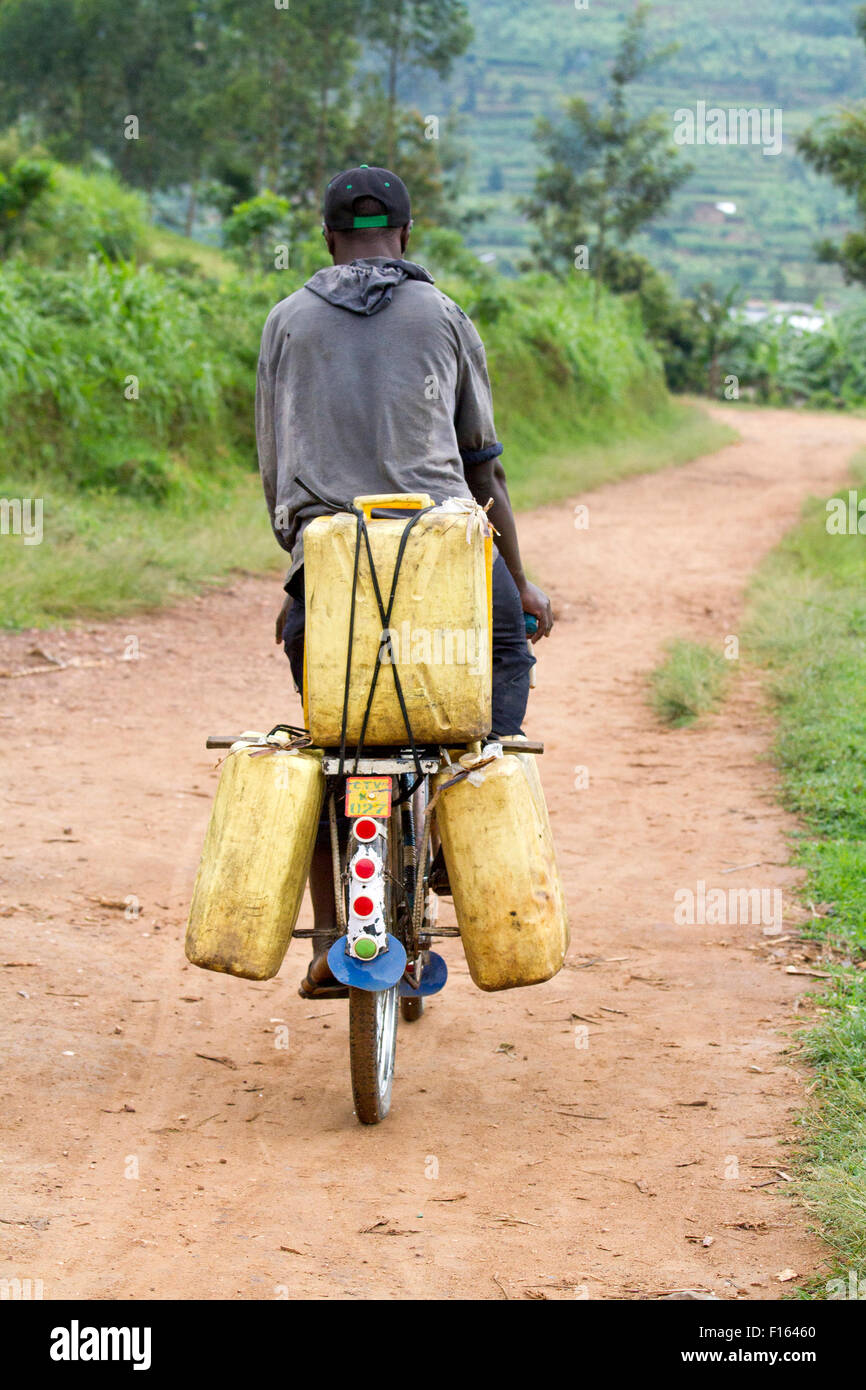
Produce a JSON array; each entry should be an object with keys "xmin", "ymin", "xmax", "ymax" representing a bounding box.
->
[
  {"xmin": 743, "ymin": 451, "xmax": 866, "ymax": 1292},
  {"xmin": 0, "ymin": 475, "xmax": 283, "ymax": 628},
  {"xmin": 649, "ymin": 637, "xmax": 733, "ymax": 727},
  {"xmin": 144, "ymin": 227, "xmax": 236, "ymax": 281}
]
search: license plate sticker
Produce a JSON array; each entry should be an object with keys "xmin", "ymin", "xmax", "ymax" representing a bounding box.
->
[{"xmin": 345, "ymin": 776, "xmax": 392, "ymax": 819}]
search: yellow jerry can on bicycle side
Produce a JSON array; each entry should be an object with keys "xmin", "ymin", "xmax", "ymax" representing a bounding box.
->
[
  {"xmin": 433, "ymin": 747, "xmax": 569, "ymax": 991},
  {"xmin": 185, "ymin": 741, "xmax": 325, "ymax": 980},
  {"xmin": 303, "ymin": 494, "xmax": 493, "ymax": 746}
]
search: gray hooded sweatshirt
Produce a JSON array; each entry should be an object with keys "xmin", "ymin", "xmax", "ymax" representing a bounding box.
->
[{"xmin": 254, "ymin": 256, "xmax": 503, "ymax": 591}]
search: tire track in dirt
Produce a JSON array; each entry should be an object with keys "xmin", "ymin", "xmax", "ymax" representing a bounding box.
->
[{"xmin": 2, "ymin": 404, "xmax": 865, "ymax": 1300}]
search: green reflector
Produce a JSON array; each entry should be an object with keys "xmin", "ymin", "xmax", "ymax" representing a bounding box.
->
[
  {"xmin": 355, "ymin": 938, "xmax": 377, "ymax": 959},
  {"xmin": 353, "ymin": 214, "xmax": 388, "ymax": 228}
]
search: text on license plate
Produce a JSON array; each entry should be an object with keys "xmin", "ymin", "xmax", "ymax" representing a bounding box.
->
[{"xmin": 344, "ymin": 776, "xmax": 392, "ymax": 818}]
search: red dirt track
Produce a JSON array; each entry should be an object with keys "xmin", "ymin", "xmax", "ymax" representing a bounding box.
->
[{"xmin": 3, "ymin": 404, "xmax": 865, "ymax": 1299}]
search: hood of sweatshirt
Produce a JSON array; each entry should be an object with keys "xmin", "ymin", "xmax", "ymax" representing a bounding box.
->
[{"xmin": 303, "ymin": 256, "xmax": 435, "ymax": 316}]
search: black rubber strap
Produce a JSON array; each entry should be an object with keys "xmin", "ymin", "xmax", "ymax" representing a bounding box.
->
[
  {"xmin": 354, "ymin": 506, "xmax": 433, "ymax": 780},
  {"xmin": 293, "ymin": 475, "xmax": 352, "ymax": 513},
  {"xmin": 293, "ymin": 476, "xmax": 431, "ymax": 780},
  {"xmin": 338, "ymin": 513, "xmax": 364, "ymax": 777}
]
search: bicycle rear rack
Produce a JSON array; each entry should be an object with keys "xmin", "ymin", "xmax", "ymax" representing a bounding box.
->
[{"xmin": 205, "ymin": 736, "xmax": 543, "ymax": 760}]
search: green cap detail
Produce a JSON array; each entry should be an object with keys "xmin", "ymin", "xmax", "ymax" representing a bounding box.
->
[
  {"xmin": 354, "ymin": 937, "xmax": 377, "ymax": 959},
  {"xmin": 353, "ymin": 214, "xmax": 388, "ymax": 228},
  {"xmin": 360, "ymin": 164, "xmax": 369, "ymax": 168}
]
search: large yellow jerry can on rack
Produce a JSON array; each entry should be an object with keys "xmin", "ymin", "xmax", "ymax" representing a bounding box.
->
[
  {"xmin": 433, "ymin": 750, "xmax": 569, "ymax": 991},
  {"xmin": 303, "ymin": 494, "xmax": 493, "ymax": 746},
  {"xmin": 185, "ymin": 742, "xmax": 324, "ymax": 980}
]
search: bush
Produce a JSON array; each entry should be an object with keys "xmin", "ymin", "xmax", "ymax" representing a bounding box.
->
[
  {"xmin": 0, "ymin": 207, "xmax": 672, "ymax": 505},
  {"xmin": 0, "ymin": 155, "xmax": 53, "ymax": 253},
  {"xmin": 0, "ymin": 254, "xmax": 278, "ymax": 499},
  {"xmin": 223, "ymin": 191, "xmax": 293, "ymax": 271},
  {"xmin": 22, "ymin": 164, "xmax": 149, "ymax": 265}
]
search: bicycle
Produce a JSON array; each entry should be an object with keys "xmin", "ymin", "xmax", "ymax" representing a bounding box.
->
[{"xmin": 204, "ymin": 732, "xmax": 542, "ymax": 1124}]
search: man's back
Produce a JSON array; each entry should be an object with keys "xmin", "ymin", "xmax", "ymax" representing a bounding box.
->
[{"xmin": 255, "ymin": 255, "xmax": 501, "ymax": 586}]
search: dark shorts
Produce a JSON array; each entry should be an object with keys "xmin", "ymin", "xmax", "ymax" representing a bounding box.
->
[{"xmin": 283, "ymin": 552, "xmax": 535, "ymax": 739}]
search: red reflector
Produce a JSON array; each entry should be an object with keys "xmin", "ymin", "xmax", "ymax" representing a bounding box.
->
[
  {"xmin": 354, "ymin": 818, "xmax": 379, "ymax": 842},
  {"xmin": 352, "ymin": 894, "xmax": 375, "ymax": 918},
  {"xmin": 354, "ymin": 858, "xmax": 376, "ymax": 881}
]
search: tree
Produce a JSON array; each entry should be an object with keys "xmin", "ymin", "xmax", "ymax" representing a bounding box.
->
[
  {"xmin": 0, "ymin": 0, "xmax": 370, "ymax": 216},
  {"xmin": 0, "ymin": 0, "xmax": 220, "ymax": 197},
  {"xmin": 343, "ymin": 76, "xmax": 470, "ymax": 230},
  {"xmin": 523, "ymin": 3, "xmax": 692, "ymax": 291},
  {"xmin": 0, "ymin": 0, "xmax": 471, "ymax": 229},
  {"xmin": 362, "ymin": 0, "xmax": 473, "ymax": 166},
  {"xmin": 200, "ymin": 0, "xmax": 366, "ymax": 218},
  {"xmin": 0, "ymin": 0, "xmax": 92, "ymax": 157},
  {"xmin": 798, "ymin": 7, "xmax": 866, "ymax": 287}
]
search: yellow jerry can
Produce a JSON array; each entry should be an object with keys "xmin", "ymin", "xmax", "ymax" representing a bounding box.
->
[
  {"xmin": 303, "ymin": 494, "xmax": 493, "ymax": 746},
  {"xmin": 185, "ymin": 742, "xmax": 324, "ymax": 980},
  {"xmin": 433, "ymin": 749, "xmax": 569, "ymax": 991}
]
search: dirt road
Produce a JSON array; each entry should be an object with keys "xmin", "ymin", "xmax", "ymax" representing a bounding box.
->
[{"xmin": 3, "ymin": 404, "xmax": 865, "ymax": 1301}]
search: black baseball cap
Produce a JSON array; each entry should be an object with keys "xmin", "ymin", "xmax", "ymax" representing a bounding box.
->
[{"xmin": 323, "ymin": 165, "xmax": 411, "ymax": 231}]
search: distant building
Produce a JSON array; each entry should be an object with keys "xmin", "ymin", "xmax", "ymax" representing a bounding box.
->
[
  {"xmin": 693, "ymin": 201, "xmax": 726, "ymax": 226},
  {"xmin": 692, "ymin": 199, "xmax": 742, "ymax": 226},
  {"xmin": 740, "ymin": 299, "xmax": 826, "ymax": 332}
]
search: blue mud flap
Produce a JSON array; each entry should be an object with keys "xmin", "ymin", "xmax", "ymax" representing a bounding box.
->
[
  {"xmin": 398, "ymin": 951, "xmax": 448, "ymax": 998},
  {"xmin": 327, "ymin": 934, "xmax": 407, "ymax": 993}
]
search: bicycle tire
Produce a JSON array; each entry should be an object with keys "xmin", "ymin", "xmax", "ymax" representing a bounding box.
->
[
  {"xmin": 399, "ymin": 995, "xmax": 424, "ymax": 1023},
  {"xmin": 349, "ymin": 984, "xmax": 398, "ymax": 1123}
]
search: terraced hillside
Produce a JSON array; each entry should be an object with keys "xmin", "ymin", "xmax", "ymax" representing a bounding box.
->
[{"xmin": 411, "ymin": 0, "xmax": 866, "ymax": 300}]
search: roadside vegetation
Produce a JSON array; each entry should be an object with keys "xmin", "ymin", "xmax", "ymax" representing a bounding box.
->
[
  {"xmin": 422, "ymin": 0, "xmax": 866, "ymax": 300},
  {"xmin": 513, "ymin": 2, "xmax": 866, "ymax": 408},
  {"xmin": 649, "ymin": 638, "xmax": 732, "ymax": 727},
  {"xmin": 0, "ymin": 163, "xmax": 732, "ymax": 628},
  {"xmin": 744, "ymin": 455, "xmax": 866, "ymax": 1287}
]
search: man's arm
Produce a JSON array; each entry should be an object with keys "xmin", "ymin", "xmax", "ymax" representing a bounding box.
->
[
  {"xmin": 255, "ymin": 312, "xmax": 296, "ymax": 644},
  {"xmin": 255, "ymin": 346, "xmax": 278, "ymax": 530},
  {"xmin": 465, "ymin": 456, "xmax": 553, "ymax": 643}
]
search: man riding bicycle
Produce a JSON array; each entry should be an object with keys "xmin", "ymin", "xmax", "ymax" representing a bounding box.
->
[{"xmin": 255, "ymin": 165, "xmax": 553, "ymax": 998}]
